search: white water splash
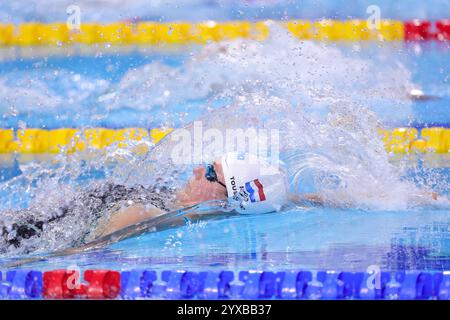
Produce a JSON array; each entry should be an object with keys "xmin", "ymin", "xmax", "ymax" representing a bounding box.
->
[{"xmin": 104, "ymin": 25, "xmax": 414, "ymax": 119}]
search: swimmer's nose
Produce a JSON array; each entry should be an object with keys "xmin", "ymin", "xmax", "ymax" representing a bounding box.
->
[{"xmin": 193, "ymin": 166, "xmax": 204, "ymax": 179}]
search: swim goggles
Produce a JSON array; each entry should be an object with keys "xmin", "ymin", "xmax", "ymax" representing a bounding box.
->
[{"xmin": 205, "ymin": 163, "xmax": 226, "ymax": 189}]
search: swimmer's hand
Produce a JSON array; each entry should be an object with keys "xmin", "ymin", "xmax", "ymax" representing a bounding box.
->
[{"xmin": 409, "ymin": 191, "xmax": 439, "ymax": 206}]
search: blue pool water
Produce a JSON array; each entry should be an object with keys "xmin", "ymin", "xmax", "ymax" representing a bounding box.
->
[
  {"xmin": 4, "ymin": 207, "xmax": 448, "ymax": 272},
  {"xmin": 0, "ymin": 1, "xmax": 449, "ymax": 274}
]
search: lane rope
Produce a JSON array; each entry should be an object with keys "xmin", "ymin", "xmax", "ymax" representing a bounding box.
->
[
  {"xmin": 0, "ymin": 19, "xmax": 449, "ymax": 47},
  {"xmin": 0, "ymin": 127, "xmax": 448, "ymax": 155},
  {"xmin": 0, "ymin": 268, "xmax": 449, "ymax": 299}
]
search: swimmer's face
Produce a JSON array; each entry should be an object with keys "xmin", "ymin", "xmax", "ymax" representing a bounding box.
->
[{"xmin": 177, "ymin": 160, "xmax": 228, "ymax": 206}]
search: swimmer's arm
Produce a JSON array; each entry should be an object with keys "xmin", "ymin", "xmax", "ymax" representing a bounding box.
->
[
  {"xmin": 409, "ymin": 191, "xmax": 439, "ymax": 205},
  {"xmin": 183, "ymin": 210, "xmax": 235, "ymax": 222},
  {"xmin": 94, "ymin": 202, "xmax": 235, "ymax": 240},
  {"xmin": 288, "ymin": 193, "xmax": 324, "ymax": 206},
  {"xmin": 96, "ymin": 204, "xmax": 165, "ymax": 238},
  {"xmin": 289, "ymin": 191, "xmax": 438, "ymax": 208}
]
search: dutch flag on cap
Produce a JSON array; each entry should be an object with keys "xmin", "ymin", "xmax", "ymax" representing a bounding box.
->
[{"xmin": 244, "ymin": 179, "xmax": 267, "ymax": 203}]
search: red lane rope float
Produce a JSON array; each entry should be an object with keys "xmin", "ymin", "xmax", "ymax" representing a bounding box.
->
[
  {"xmin": 436, "ymin": 19, "xmax": 450, "ymax": 41},
  {"xmin": 43, "ymin": 269, "xmax": 121, "ymax": 299},
  {"xmin": 405, "ymin": 20, "xmax": 433, "ymax": 41},
  {"xmin": 405, "ymin": 19, "xmax": 450, "ymax": 41}
]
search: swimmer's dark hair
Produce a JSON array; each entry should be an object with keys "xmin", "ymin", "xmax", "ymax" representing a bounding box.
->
[{"xmin": 1, "ymin": 182, "xmax": 172, "ymax": 251}]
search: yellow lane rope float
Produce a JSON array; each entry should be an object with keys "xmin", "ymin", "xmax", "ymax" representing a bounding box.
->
[
  {"xmin": 0, "ymin": 127, "xmax": 449, "ymax": 155},
  {"xmin": 0, "ymin": 128, "xmax": 173, "ymax": 154},
  {"xmin": 0, "ymin": 20, "xmax": 410, "ymax": 47}
]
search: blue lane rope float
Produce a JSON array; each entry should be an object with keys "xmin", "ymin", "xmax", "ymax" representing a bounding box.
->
[
  {"xmin": 1, "ymin": 269, "xmax": 450, "ymax": 300},
  {"xmin": 0, "ymin": 270, "xmax": 42, "ymax": 299}
]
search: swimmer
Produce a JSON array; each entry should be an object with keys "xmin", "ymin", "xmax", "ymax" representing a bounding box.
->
[
  {"xmin": 98, "ymin": 150, "xmax": 439, "ymax": 238},
  {"xmin": 0, "ymin": 152, "xmax": 284, "ymax": 253},
  {"xmin": 0, "ymin": 152, "xmax": 439, "ymax": 255}
]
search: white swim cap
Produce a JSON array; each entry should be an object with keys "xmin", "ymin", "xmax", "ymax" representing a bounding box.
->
[{"xmin": 221, "ymin": 152, "xmax": 288, "ymax": 214}]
